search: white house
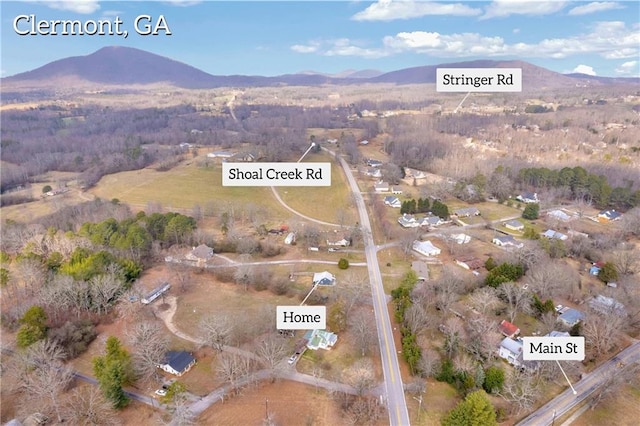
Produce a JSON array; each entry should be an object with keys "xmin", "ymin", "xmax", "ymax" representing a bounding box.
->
[
  {"xmin": 498, "ymin": 338, "xmax": 524, "ymax": 367},
  {"xmin": 304, "ymin": 329, "xmax": 338, "ymax": 350},
  {"xmin": 384, "ymin": 196, "xmax": 401, "ymax": 208},
  {"xmin": 454, "ymin": 207, "xmax": 480, "ymax": 217},
  {"xmin": 207, "ymin": 151, "xmax": 234, "ymax": 159},
  {"xmin": 449, "ymin": 233, "xmax": 471, "ymax": 244},
  {"xmin": 398, "ymin": 214, "xmax": 420, "ymax": 228},
  {"xmin": 412, "ymin": 240, "xmax": 441, "ymax": 257},
  {"xmin": 158, "ymin": 351, "xmax": 196, "ymax": 376},
  {"xmin": 505, "ymin": 220, "xmax": 525, "ymax": 231},
  {"xmin": 492, "ymin": 235, "xmax": 524, "ymax": 249},
  {"xmin": 284, "ymin": 232, "xmax": 296, "ymax": 245},
  {"xmin": 313, "ymin": 271, "xmax": 336, "ymax": 286},
  {"xmin": 547, "ymin": 210, "xmax": 574, "ymax": 222},
  {"xmin": 374, "ymin": 181, "xmax": 390, "ymax": 192},
  {"xmin": 516, "ymin": 192, "xmax": 539, "ymax": 203},
  {"xmin": 142, "ymin": 282, "xmax": 171, "ymax": 305},
  {"xmin": 541, "ymin": 229, "xmax": 568, "ymax": 240}
]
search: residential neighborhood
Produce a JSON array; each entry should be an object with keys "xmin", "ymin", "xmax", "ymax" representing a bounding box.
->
[{"xmin": 2, "ymin": 6, "xmax": 640, "ymax": 424}]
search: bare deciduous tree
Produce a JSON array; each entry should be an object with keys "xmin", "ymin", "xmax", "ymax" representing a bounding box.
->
[
  {"xmin": 63, "ymin": 387, "xmax": 120, "ymax": 426},
  {"xmin": 499, "ymin": 282, "xmax": 533, "ymax": 323},
  {"xmin": 468, "ymin": 287, "xmax": 501, "ymax": 316},
  {"xmin": 127, "ymin": 321, "xmax": 170, "ymax": 381},
  {"xmin": 499, "ymin": 369, "xmax": 541, "ymax": 415},
  {"xmin": 345, "ymin": 358, "xmax": 376, "ymax": 396},
  {"xmin": 464, "ymin": 316, "xmax": 501, "ymax": 361},
  {"xmin": 349, "ymin": 309, "xmax": 377, "ymax": 357},
  {"xmin": 582, "ymin": 311, "xmax": 625, "ymax": 359},
  {"xmin": 418, "ymin": 349, "xmax": 440, "ymax": 378},
  {"xmin": 199, "ymin": 314, "xmax": 234, "ymax": 351},
  {"xmin": 215, "ymin": 353, "xmax": 258, "ymax": 395},
  {"xmin": 256, "ymin": 334, "xmax": 288, "ymax": 380},
  {"xmin": 168, "ymin": 398, "xmax": 196, "ymax": 426},
  {"xmin": 13, "ymin": 340, "xmax": 73, "ymax": 423}
]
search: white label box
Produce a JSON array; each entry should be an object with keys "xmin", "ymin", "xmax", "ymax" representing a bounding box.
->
[
  {"xmin": 437, "ymin": 68, "xmax": 522, "ymax": 92},
  {"xmin": 277, "ymin": 306, "xmax": 326, "ymax": 330},
  {"xmin": 523, "ymin": 336, "xmax": 585, "ymax": 361},
  {"xmin": 222, "ymin": 162, "xmax": 331, "ymax": 186}
]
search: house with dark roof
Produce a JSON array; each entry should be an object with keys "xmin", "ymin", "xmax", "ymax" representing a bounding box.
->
[
  {"xmin": 505, "ymin": 220, "xmax": 525, "ymax": 231},
  {"xmin": 454, "ymin": 207, "xmax": 480, "ymax": 217},
  {"xmin": 384, "ymin": 196, "xmax": 401, "ymax": 208},
  {"xmin": 141, "ymin": 282, "xmax": 171, "ymax": 305},
  {"xmin": 312, "ymin": 271, "xmax": 336, "ymax": 286},
  {"xmin": 186, "ymin": 244, "xmax": 214, "ymax": 262},
  {"xmin": 158, "ymin": 351, "xmax": 196, "ymax": 376},
  {"xmin": 516, "ymin": 192, "xmax": 539, "ymax": 203},
  {"xmin": 558, "ymin": 308, "xmax": 585, "ymax": 327},
  {"xmin": 597, "ymin": 209, "xmax": 622, "ymax": 222}
]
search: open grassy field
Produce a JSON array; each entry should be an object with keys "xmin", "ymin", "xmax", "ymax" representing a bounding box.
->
[
  {"xmin": 277, "ymin": 151, "xmax": 357, "ymax": 225},
  {"xmin": 89, "ymin": 160, "xmax": 292, "ymax": 218}
]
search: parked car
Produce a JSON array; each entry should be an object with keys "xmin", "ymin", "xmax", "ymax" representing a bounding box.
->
[
  {"xmin": 328, "ymin": 248, "xmax": 340, "ymax": 252},
  {"xmin": 555, "ymin": 304, "xmax": 564, "ymax": 312},
  {"xmin": 287, "ymin": 354, "xmax": 298, "ymax": 365},
  {"xmin": 155, "ymin": 388, "xmax": 167, "ymax": 396}
]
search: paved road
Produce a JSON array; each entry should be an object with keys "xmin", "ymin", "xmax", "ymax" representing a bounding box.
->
[
  {"xmin": 517, "ymin": 341, "xmax": 640, "ymax": 425},
  {"xmin": 333, "ymin": 152, "xmax": 410, "ymax": 426}
]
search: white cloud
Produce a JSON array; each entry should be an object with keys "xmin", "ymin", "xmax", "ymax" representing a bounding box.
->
[
  {"xmin": 513, "ymin": 28, "xmax": 521, "ymax": 34},
  {"xmin": 615, "ymin": 60, "xmax": 639, "ymax": 75},
  {"xmin": 481, "ymin": 0, "xmax": 568, "ymax": 20},
  {"xmin": 568, "ymin": 2, "xmax": 623, "ymax": 16},
  {"xmin": 324, "ymin": 38, "xmax": 389, "ymax": 58},
  {"xmin": 35, "ymin": 0, "xmax": 101, "ymax": 14},
  {"xmin": 572, "ymin": 65, "xmax": 597, "ymax": 75},
  {"xmin": 292, "ymin": 20, "xmax": 639, "ymax": 62},
  {"xmin": 160, "ymin": 0, "xmax": 202, "ymax": 6},
  {"xmin": 352, "ymin": 0, "xmax": 481, "ymax": 21},
  {"xmin": 291, "ymin": 44, "xmax": 319, "ymax": 54}
]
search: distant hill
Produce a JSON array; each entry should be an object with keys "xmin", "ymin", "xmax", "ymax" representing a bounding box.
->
[
  {"xmin": 369, "ymin": 59, "xmax": 622, "ymax": 90},
  {"xmin": 3, "ymin": 46, "xmax": 636, "ymax": 89},
  {"xmin": 2, "ymin": 46, "xmax": 290, "ymax": 89}
]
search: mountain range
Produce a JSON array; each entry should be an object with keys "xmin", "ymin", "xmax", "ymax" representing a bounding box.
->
[{"xmin": 3, "ymin": 46, "xmax": 638, "ymax": 90}]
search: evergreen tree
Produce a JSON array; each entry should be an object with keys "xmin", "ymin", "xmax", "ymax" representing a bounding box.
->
[
  {"xmin": 431, "ymin": 200, "xmax": 450, "ymax": 219},
  {"xmin": 522, "ymin": 203, "xmax": 540, "ymax": 220},
  {"xmin": 483, "ymin": 367, "xmax": 504, "ymax": 394},
  {"xmin": 597, "ymin": 262, "xmax": 618, "ymax": 283},
  {"xmin": 16, "ymin": 306, "xmax": 48, "ymax": 348},
  {"xmin": 441, "ymin": 390, "xmax": 497, "ymax": 426},
  {"xmin": 92, "ymin": 336, "xmax": 133, "ymax": 409}
]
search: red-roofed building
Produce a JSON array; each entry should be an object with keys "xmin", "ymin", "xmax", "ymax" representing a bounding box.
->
[{"xmin": 498, "ymin": 320, "xmax": 520, "ymax": 338}]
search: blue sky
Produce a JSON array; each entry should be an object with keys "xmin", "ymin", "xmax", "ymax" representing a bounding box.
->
[{"xmin": 1, "ymin": 1, "xmax": 639, "ymax": 78}]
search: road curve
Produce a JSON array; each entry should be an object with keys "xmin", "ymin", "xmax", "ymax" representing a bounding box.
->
[
  {"xmin": 331, "ymin": 151, "xmax": 410, "ymax": 425},
  {"xmin": 270, "ymin": 186, "xmax": 341, "ymax": 227},
  {"xmin": 517, "ymin": 341, "xmax": 640, "ymax": 425}
]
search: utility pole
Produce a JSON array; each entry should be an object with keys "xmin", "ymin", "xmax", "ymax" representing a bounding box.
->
[{"xmin": 265, "ymin": 398, "xmax": 269, "ymax": 419}]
